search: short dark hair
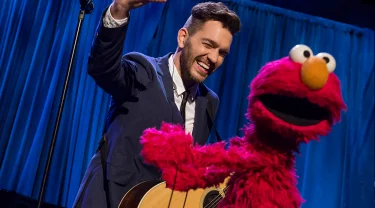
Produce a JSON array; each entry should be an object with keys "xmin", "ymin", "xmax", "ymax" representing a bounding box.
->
[{"xmin": 184, "ymin": 2, "xmax": 241, "ymax": 36}]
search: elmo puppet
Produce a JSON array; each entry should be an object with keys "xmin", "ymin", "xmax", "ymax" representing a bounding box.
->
[{"xmin": 140, "ymin": 44, "xmax": 346, "ymax": 207}]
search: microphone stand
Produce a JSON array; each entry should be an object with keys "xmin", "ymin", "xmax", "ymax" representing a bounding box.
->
[{"xmin": 36, "ymin": 1, "xmax": 94, "ymax": 207}]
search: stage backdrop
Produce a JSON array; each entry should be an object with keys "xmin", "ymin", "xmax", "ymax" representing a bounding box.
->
[{"xmin": 0, "ymin": 0, "xmax": 373, "ymax": 207}]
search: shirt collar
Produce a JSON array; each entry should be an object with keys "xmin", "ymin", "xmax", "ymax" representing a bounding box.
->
[{"xmin": 168, "ymin": 55, "xmax": 198, "ymax": 100}]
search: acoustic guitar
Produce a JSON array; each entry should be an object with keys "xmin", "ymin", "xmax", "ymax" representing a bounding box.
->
[{"xmin": 118, "ymin": 177, "xmax": 230, "ymax": 208}]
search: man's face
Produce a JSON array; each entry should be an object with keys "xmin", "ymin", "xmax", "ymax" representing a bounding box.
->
[{"xmin": 180, "ymin": 20, "xmax": 233, "ymax": 83}]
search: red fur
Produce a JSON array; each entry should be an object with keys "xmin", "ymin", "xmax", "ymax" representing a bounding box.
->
[
  {"xmin": 141, "ymin": 54, "xmax": 346, "ymax": 207},
  {"xmin": 248, "ymin": 57, "xmax": 346, "ymax": 144}
]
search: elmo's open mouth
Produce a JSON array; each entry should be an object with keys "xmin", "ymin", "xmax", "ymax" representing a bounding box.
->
[{"xmin": 258, "ymin": 94, "xmax": 331, "ymax": 126}]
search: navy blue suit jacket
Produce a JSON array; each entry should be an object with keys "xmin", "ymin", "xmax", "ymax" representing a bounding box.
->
[{"xmin": 74, "ymin": 8, "xmax": 220, "ymax": 207}]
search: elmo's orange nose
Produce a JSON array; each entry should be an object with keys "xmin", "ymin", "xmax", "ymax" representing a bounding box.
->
[{"xmin": 301, "ymin": 57, "xmax": 329, "ymax": 90}]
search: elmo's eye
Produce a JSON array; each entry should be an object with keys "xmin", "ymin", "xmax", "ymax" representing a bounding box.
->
[
  {"xmin": 289, "ymin": 44, "xmax": 313, "ymax": 64},
  {"xmin": 316, "ymin": 52, "xmax": 336, "ymax": 73}
]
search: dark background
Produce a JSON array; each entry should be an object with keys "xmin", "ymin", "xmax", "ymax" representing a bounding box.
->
[{"xmin": 253, "ymin": 0, "xmax": 375, "ymax": 30}]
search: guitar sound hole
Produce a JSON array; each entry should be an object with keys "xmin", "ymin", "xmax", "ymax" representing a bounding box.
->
[{"xmin": 203, "ymin": 190, "xmax": 223, "ymax": 208}]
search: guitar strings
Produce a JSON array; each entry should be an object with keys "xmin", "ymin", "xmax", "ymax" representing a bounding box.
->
[
  {"xmin": 204, "ymin": 186, "xmax": 228, "ymax": 208},
  {"xmin": 208, "ymin": 195, "xmax": 223, "ymax": 208},
  {"xmin": 204, "ymin": 186, "xmax": 229, "ymax": 208},
  {"xmin": 168, "ymin": 168, "xmax": 179, "ymax": 208}
]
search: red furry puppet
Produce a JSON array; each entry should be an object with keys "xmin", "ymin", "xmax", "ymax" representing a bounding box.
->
[{"xmin": 140, "ymin": 44, "xmax": 346, "ymax": 207}]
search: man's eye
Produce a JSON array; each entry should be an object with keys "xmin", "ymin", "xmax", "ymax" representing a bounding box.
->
[
  {"xmin": 203, "ymin": 43, "xmax": 212, "ymax": 48},
  {"xmin": 220, "ymin": 52, "xmax": 228, "ymax": 57}
]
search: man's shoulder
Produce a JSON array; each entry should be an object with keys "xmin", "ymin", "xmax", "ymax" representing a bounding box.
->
[
  {"xmin": 122, "ymin": 52, "xmax": 171, "ymax": 69},
  {"xmin": 122, "ymin": 52, "xmax": 155, "ymax": 63},
  {"xmin": 121, "ymin": 52, "xmax": 160, "ymax": 75}
]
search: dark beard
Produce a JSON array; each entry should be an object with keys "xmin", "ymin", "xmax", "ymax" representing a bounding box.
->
[{"xmin": 180, "ymin": 40, "xmax": 204, "ymax": 83}]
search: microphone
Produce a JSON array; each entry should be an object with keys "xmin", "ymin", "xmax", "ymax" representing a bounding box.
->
[
  {"xmin": 80, "ymin": 0, "xmax": 94, "ymax": 14},
  {"xmin": 37, "ymin": 1, "xmax": 94, "ymax": 207}
]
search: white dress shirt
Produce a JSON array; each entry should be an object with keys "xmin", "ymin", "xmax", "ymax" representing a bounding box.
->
[
  {"xmin": 103, "ymin": 4, "xmax": 128, "ymax": 28},
  {"xmin": 168, "ymin": 56, "xmax": 198, "ymax": 134},
  {"xmin": 102, "ymin": 4, "xmax": 198, "ymax": 134}
]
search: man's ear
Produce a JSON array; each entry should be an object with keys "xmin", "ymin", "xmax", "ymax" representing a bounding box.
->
[{"xmin": 177, "ymin": 28, "xmax": 189, "ymax": 48}]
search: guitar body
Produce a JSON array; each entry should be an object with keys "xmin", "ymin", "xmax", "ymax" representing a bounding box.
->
[{"xmin": 119, "ymin": 177, "xmax": 229, "ymax": 208}]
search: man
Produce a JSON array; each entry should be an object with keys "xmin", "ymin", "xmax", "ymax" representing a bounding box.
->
[{"xmin": 73, "ymin": 0, "xmax": 241, "ymax": 207}]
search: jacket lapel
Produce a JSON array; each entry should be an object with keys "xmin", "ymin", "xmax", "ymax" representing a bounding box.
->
[
  {"xmin": 156, "ymin": 54, "xmax": 209, "ymax": 144},
  {"xmin": 156, "ymin": 53, "xmax": 183, "ymax": 124},
  {"xmin": 192, "ymin": 85, "xmax": 208, "ymax": 145}
]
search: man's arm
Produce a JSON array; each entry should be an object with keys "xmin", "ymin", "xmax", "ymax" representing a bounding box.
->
[
  {"xmin": 87, "ymin": 0, "xmax": 166, "ymax": 101},
  {"xmin": 103, "ymin": 3, "xmax": 129, "ymax": 28},
  {"xmin": 88, "ymin": 4, "xmax": 134, "ymax": 100}
]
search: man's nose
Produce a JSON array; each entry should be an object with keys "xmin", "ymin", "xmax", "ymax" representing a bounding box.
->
[{"xmin": 207, "ymin": 50, "xmax": 219, "ymax": 64}]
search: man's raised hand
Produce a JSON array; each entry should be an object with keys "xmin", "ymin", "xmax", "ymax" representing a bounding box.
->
[{"xmin": 111, "ymin": 0, "xmax": 167, "ymax": 19}]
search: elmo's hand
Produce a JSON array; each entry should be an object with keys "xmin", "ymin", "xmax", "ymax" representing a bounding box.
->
[{"xmin": 140, "ymin": 122, "xmax": 195, "ymax": 169}]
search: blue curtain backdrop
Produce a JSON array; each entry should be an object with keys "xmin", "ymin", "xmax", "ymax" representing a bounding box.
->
[{"xmin": 0, "ymin": 0, "xmax": 373, "ymax": 207}]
